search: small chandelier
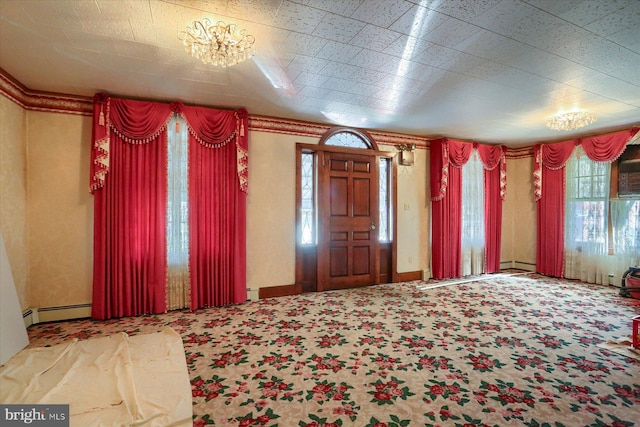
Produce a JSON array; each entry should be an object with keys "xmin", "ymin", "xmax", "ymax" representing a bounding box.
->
[
  {"xmin": 545, "ymin": 111, "xmax": 596, "ymax": 131},
  {"xmin": 179, "ymin": 18, "xmax": 255, "ymax": 67}
]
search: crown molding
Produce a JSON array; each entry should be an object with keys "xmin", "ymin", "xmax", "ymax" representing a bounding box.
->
[
  {"xmin": 0, "ymin": 68, "xmax": 92, "ymax": 115},
  {"xmin": 0, "ymin": 68, "xmax": 542, "ymax": 157}
]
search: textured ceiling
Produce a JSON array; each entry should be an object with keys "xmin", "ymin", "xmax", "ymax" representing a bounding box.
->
[{"xmin": 1, "ymin": 0, "xmax": 639, "ymax": 146}]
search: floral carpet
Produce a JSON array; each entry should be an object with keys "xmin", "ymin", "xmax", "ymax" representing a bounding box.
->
[{"xmin": 27, "ymin": 274, "xmax": 640, "ymax": 427}]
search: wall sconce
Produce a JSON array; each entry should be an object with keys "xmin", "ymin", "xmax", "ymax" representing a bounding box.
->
[{"xmin": 397, "ymin": 143, "xmax": 416, "ymax": 166}]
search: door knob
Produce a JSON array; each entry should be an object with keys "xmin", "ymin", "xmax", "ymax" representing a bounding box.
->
[{"xmin": 370, "ymin": 221, "xmax": 376, "ymax": 230}]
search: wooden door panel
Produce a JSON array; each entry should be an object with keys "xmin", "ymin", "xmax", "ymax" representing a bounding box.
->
[
  {"xmin": 352, "ymin": 246, "xmax": 370, "ymax": 275},
  {"xmin": 353, "ymin": 178, "xmax": 370, "ymax": 216},
  {"xmin": 330, "ymin": 177, "xmax": 348, "ymax": 216},
  {"xmin": 330, "ymin": 159, "xmax": 348, "ymax": 172},
  {"xmin": 353, "ymin": 160, "xmax": 370, "ymax": 173},
  {"xmin": 318, "ymin": 151, "xmax": 380, "ymax": 291},
  {"xmin": 329, "ymin": 247, "xmax": 348, "ymax": 277}
]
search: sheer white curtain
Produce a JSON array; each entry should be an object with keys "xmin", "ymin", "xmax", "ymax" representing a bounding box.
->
[
  {"xmin": 461, "ymin": 150, "xmax": 485, "ymax": 276},
  {"xmin": 166, "ymin": 115, "xmax": 190, "ymax": 310},
  {"xmin": 610, "ymin": 199, "xmax": 640, "ymax": 279},
  {"xmin": 564, "ymin": 146, "xmax": 611, "ymax": 284}
]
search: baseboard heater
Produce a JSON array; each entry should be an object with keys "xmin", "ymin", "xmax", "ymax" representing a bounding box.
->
[{"xmin": 23, "ymin": 303, "xmax": 92, "ymax": 327}]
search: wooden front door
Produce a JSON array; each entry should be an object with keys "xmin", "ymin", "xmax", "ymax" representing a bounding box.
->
[{"xmin": 317, "ymin": 151, "xmax": 380, "ymax": 291}]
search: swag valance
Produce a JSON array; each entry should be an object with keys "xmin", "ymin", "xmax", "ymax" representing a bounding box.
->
[
  {"xmin": 430, "ymin": 139, "xmax": 507, "ymax": 202},
  {"xmin": 533, "ymin": 127, "xmax": 639, "ymax": 200},
  {"xmin": 430, "ymin": 138, "xmax": 507, "ymax": 278},
  {"xmin": 90, "ymin": 93, "xmax": 249, "ymax": 193}
]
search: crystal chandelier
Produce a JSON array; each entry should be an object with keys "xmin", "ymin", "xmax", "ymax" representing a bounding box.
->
[
  {"xmin": 545, "ymin": 111, "xmax": 596, "ymax": 131},
  {"xmin": 179, "ymin": 18, "xmax": 255, "ymax": 67}
]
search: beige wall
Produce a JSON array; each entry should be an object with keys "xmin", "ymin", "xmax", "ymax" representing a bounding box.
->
[
  {"xmin": 394, "ymin": 147, "xmax": 430, "ymax": 274},
  {"xmin": 2, "ymin": 90, "xmax": 537, "ymax": 311},
  {"xmin": 246, "ymin": 135, "xmax": 432, "ymax": 289},
  {"xmin": 27, "ymin": 111, "xmax": 93, "ymax": 308},
  {"xmin": 502, "ymin": 156, "xmax": 536, "ymax": 266},
  {"xmin": 0, "ymin": 95, "xmax": 28, "ymax": 310},
  {"xmin": 246, "ymin": 131, "xmax": 316, "ymax": 289}
]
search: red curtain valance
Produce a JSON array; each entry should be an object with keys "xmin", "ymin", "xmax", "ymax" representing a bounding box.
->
[
  {"xmin": 448, "ymin": 139, "xmax": 474, "ymax": 167},
  {"xmin": 533, "ymin": 128, "xmax": 639, "ymax": 201},
  {"xmin": 430, "ymin": 138, "xmax": 507, "ymax": 201},
  {"xmin": 477, "ymin": 144, "xmax": 507, "ymax": 200},
  {"xmin": 581, "ymin": 128, "xmax": 639, "ymax": 162},
  {"xmin": 90, "ymin": 94, "xmax": 248, "ymax": 193}
]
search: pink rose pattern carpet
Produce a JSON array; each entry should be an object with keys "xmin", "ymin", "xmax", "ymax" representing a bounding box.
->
[{"xmin": 27, "ymin": 274, "xmax": 640, "ymax": 426}]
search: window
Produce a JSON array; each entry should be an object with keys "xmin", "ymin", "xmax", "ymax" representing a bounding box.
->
[
  {"xmin": 166, "ymin": 116, "xmax": 190, "ymax": 310},
  {"xmin": 324, "ymin": 131, "xmax": 370, "ymax": 149},
  {"xmin": 379, "ymin": 157, "xmax": 391, "ymax": 242},
  {"xmin": 565, "ymin": 147, "xmax": 610, "ymax": 251},
  {"xmin": 300, "ymin": 152, "xmax": 315, "ymax": 245},
  {"xmin": 461, "ymin": 151, "xmax": 485, "ymax": 275}
]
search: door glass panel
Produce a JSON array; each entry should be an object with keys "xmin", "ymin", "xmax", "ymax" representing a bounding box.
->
[
  {"xmin": 325, "ymin": 132, "xmax": 370, "ymax": 149},
  {"xmin": 379, "ymin": 157, "xmax": 390, "ymax": 242},
  {"xmin": 301, "ymin": 152, "xmax": 315, "ymax": 245}
]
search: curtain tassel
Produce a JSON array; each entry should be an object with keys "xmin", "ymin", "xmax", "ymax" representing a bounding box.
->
[
  {"xmin": 240, "ymin": 123, "xmax": 245, "ymax": 137},
  {"xmin": 98, "ymin": 106, "xmax": 105, "ymax": 127},
  {"xmin": 176, "ymin": 120, "xmax": 180, "ymax": 133}
]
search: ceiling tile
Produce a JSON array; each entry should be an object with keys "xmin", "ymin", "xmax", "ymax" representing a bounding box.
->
[
  {"xmin": 297, "ymin": 85, "xmax": 331, "ymax": 98},
  {"xmin": 281, "ymin": 32, "xmax": 327, "ymax": 56},
  {"xmin": 523, "ymin": 0, "xmax": 629, "ymax": 27},
  {"xmin": 349, "ymin": 24, "xmax": 401, "ymax": 51},
  {"xmin": 315, "ymin": 40, "xmax": 362, "ymax": 63},
  {"xmin": 304, "ymin": 0, "xmax": 364, "ymax": 16},
  {"xmin": 349, "ymin": 49, "xmax": 399, "ymax": 71},
  {"xmin": 321, "ymin": 76, "xmax": 357, "ymax": 92},
  {"xmin": 382, "ymin": 35, "xmax": 432, "ymax": 61},
  {"xmin": 389, "ymin": 5, "xmax": 449, "ymax": 38},
  {"xmin": 293, "ymin": 71, "xmax": 331, "ymax": 88},
  {"xmin": 421, "ymin": 17, "xmax": 481, "ymax": 47},
  {"xmin": 583, "ymin": 1, "xmax": 640, "ymax": 36},
  {"xmin": 318, "ymin": 61, "xmax": 362, "ymax": 79},
  {"xmin": 312, "ymin": 12, "xmax": 366, "ymax": 43},
  {"xmin": 287, "ymin": 54, "xmax": 329, "ymax": 72},
  {"xmin": 2, "ymin": 0, "xmax": 639, "ymax": 145},
  {"xmin": 272, "ymin": 0, "xmax": 326, "ymax": 33},
  {"xmin": 435, "ymin": 0, "xmax": 502, "ymax": 21},
  {"xmin": 349, "ymin": 0, "xmax": 413, "ymax": 28}
]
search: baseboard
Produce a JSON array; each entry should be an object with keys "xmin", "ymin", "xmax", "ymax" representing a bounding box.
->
[
  {"xmin": 22, "ymin": 309, "xmax": 37, "ymax": 328},
  {"xmin": 259, "ymin": 284, "xmax": 302, "ymax": 299},
  {"xmin": 512, "ymin": 261, "xmax": 536, "ymax": 272},
  {"xmin": 500, "ymin": 261, "xmax": 514, "ymax": 270},
  {"xmin": 23, "ymin": 304, "xmax": 92, "ymax": 325},
  {"xmin": 397, "ymin": 271, "xmax": 422, "ymax": 282}
]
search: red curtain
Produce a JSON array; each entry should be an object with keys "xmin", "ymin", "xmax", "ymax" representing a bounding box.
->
[
  {"xmin": 534, "ymin": 139, "xmax": 576, "ymax": 277},
  {"xmin": 533, "ymin": 127, "xmax": 638, "ymax": 277},
  {"xmin": 91, "ymin": 97, "xmax": 172, "ymax": 319},
  {"xmin": 90, "ymin": 95, "xmax": 248, "ymax": 319},
  {"xmin": 431, "ymin": 139, "xmax": 507, "ymax": 279},
  {"xmin": 477, "ymin": 144, "xmax": 507, "ymax": 273},
  {"xmin": 181, "ymin": 106, "xmax": 248, "ymax": 308},
  {"xmin": 430, "ymin": 139, "xmax": 472, "ymax": 279}
]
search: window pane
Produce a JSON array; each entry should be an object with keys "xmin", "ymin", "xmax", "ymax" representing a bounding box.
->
[
  {"xmin": 167, "ymin": 116, "xmax": 189, "ymax": 265},
  {"xmin": 565, "ymin": 147, "xmax": 610, "ymax": 252},
  {"xmin": 379, "ymin": 158, "xmax": 390, "ymax": 242},
  {"xmin": 301, "ymin": 152, "xmax": 315, "ymax": 245},
  {"xmin": 325, "ymin": 132, "xmax": 370, "ymax": 149}
]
